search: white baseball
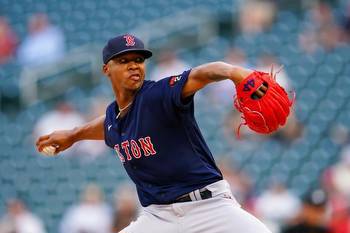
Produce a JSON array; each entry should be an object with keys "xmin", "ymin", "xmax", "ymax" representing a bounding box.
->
[{"xmin": 41, "ymin": 145, "xmax": 57, "ymax": 156}]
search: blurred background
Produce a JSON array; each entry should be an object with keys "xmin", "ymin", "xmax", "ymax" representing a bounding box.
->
[{"xmin": 0, "ymin": 0, "xmax": 350, "ymax": 232}]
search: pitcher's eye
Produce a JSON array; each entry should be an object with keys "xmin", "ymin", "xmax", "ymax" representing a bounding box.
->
[
  {"xmin": 119, "ymin": 58, "xmax": 128, "ymax": 64},
  {"xmin": 135, "ymin": 57, "xmax": 145, "ymax": 63}
]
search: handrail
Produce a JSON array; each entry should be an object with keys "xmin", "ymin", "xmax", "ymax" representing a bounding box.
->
[{"xmin": 19, "ymin": 44, "xmax": 101, "ymax": 105}]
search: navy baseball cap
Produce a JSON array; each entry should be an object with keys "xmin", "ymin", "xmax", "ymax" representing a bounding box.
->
[{"xmin": 103, "ymin": 34, "xmax": 152, "ymax": 64}]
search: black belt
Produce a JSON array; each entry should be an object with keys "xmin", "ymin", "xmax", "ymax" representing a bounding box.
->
[{"xmin": 175, "ymin": 189, "xmax": 212, "ymax": 203}]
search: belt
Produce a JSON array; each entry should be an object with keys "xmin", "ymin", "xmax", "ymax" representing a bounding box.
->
[{"xmin": 175, "ymin": 188, "xmax": 212, "ymax": 203}]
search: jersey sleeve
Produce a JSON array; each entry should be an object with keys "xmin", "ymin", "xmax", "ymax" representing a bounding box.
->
[
  {"xmin": 103, "ymin": 101, "xmax": 115, "ymax": 148},
  {"xmin": 156, "ymin": 69, "xmax": 193, "ymax": 110}
]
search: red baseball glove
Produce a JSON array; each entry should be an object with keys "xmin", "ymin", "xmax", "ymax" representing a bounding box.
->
[{"xmin": 234, "ymin": 70, "xmax": 294, "ymax": 136}]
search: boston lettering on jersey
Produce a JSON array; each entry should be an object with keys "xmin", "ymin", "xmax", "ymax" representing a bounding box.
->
[{"xmin": 114, "ymin": 136, "xmax": 157, "ymax": 162}]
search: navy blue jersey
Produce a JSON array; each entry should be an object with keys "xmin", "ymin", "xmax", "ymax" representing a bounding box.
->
[{"xmin": 104, "ymin": 70, "xmax": 223, "ymax": 206}]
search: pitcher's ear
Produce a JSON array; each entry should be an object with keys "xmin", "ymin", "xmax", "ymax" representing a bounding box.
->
[{"xmin": 102, "ymin": 64, "xmax": 109, "ymax": 76}]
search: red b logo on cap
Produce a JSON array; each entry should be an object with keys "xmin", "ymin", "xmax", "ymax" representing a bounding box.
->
[{"xmin": 124, "ymin": 35, "xmax": 135, "ymax": 46}]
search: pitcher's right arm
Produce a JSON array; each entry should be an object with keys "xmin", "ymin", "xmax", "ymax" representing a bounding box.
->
[{"xmin": 36, "ymin": 115, "xmax": 105, "ymax": 154}]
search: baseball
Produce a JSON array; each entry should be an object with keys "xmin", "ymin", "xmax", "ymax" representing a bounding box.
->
[{"xmin": 41, "ymin": 145, "xmax": 57, "ymax": 156}]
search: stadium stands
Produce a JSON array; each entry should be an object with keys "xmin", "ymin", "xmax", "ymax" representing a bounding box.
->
[{"xmin": 1, "ymin": 0, "xmax": 349, "ymax": 232}]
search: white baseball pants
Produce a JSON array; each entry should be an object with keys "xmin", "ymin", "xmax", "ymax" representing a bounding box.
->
[{"xmin": 121, "ymin": 180, "xmax": 271, "ymax": 233}]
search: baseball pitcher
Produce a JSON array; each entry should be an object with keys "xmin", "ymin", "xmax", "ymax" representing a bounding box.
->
[{"xmin": 36, "ymin": 34, "xmax": 293, "ymax": 233}]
